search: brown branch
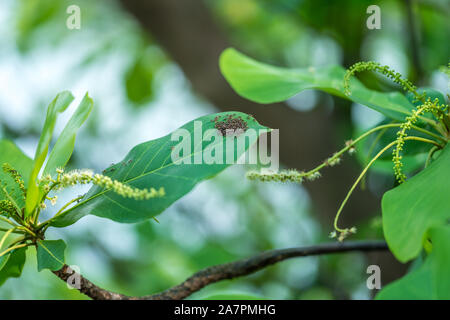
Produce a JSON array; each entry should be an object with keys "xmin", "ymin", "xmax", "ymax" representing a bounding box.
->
[
  {"xmin": 53, "ymin": 265, "xmax": 128, "ymax": 300},
  {"xmin": 53, "ymin": 240, "xmax": 388, "ymax": 300}
]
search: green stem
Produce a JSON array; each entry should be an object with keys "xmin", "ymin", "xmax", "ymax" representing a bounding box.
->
[
  {"xmin": 425, "ymin": 145, "xmax": 440, "ymax": 168},
  {"xmin": 54, "ymin": 196, "xmax": 83, "ymax": 218},
  {"xmin": 1, "ymin": 187, "xmax": 24, "ymax": 222},
  {"xmin": 37, "ymin": 195, "xmax": 84, "ymax": 231},
  {"xmin": 361, "ymin": 126, "xmax": 390, "ymax": 190},
  {"xmin": 0, "ymin": 216, "xmax": 19, "ymax": 228},
  {"xmin": 411, "ymin": 125, "xmax": 447, "ymax": 143},
  {"xmin": 334, "ymin": 136, "xmax": 441, "ymax": 234},
  {"xmin": 304, "ymin": 123, "xmax": 443, "ymax": 177},
  {"xmin": 16, "ymin": 226, "xmax": 36, "ymax": 237},
  {"xmin": 0, "ymin": 227, "xmax": 16, "ymax": 250},
  {"xmin": 0, "ymin": 243, "xmax": 29, "ymax": 258},
  {"xmin": 7, "ymin": 235, "xmax": 27, "ymax": 247},
  {"xmin": 0, "ymin": 226, "xmax": 23, "ymax": 234},
  {"xmin": 34, "ymin": 181, "xmax": 60, "ymax": 223}
]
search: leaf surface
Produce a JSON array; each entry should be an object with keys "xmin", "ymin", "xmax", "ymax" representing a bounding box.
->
[
  {"xmin": 0, "ymin": 247, "xmax": 27, "ymax": 286},
  {"xmin": 382, "ymin": 143, "xmax": 450, "ymax": 262},
  {"xmin": 376, "ymin": 226, "xmax": 450, "ymax": 299},
  {"xmin": 36, "ymin": 239, "xmax": 66, "ymax": 271},
  {"xmin": 50, "ymin": 112, "xmax": 268, "ymax": 227},
  {"xmin": 43, "ymin": 93, "xmax": 93, "ymax": 175},
  {"xmin": 26, "ymin": 91, "xmax": 74, "ymax": 215},
  {"xmin": 0, "ymin": 140, "xmax": 33, "ymax": 207},
  {"xmin": 220, "ymin": 48, "xmax": 414, "ymax": 120}
]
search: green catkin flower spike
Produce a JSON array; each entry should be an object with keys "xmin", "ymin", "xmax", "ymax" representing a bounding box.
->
[
  {"xmin": 344, "ymin": 61, "xmax": 425, "ymax": 103},
  {"xmin": 393, "ymin": 99, "xmax": 446, "ymax": 183},
  {"xmin": 246, "ymin": 153, "xmax": 343, "ymax": 183},
  {"xmin": 2, "ymin": 163, "xmax": 27, "ymax": 201},
  {"xmin": 43, "ymin": 169, "xmax": 165, "ymax": 201},
  {"xmin": 246, "ymin": 169, "xmax": 326, "ymax": 183},
  {"xmin": 246, "ymin": 169, "xmax": 306, "ymax": 183},
  {"xmin": 0, "ymin": 200, "xmax": 16, "ymax": 218}
]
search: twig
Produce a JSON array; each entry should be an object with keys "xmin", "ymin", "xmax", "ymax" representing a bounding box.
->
[{"xmin": 52, "ymin": 240, "xmax": 388, "ymax": 300}]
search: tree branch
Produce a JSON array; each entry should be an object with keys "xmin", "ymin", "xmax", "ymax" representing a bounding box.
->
[
  {"xmin": 53, "ymin": 240, "xmax": 388, "ymax": 300},
  {"xmin": 53, "ymin": 265, "xmax": 128, "ymax": 300}
]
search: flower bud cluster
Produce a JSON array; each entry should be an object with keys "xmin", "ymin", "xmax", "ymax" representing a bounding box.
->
[
  {"xmin": 344, "ymin": 61, "xmax": 424, "ymax": 102},
  {"xmin": 246, "ymin": 169, "xmax": 323, "ymax": 183},
  {"xmin": 393, "ymin": 99, "xmax": 445, "ymax": 183},
  {"xmin": 2, "ymin": 163, "xmax": 26, "ymax": 200},
  {"xmin": 40, "ymin": 168, "xmax": 165, "ymax": 201}
]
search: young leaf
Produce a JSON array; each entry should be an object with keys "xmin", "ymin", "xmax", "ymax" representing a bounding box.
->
[
  {"xmin": 43, "ymin": 93, "xmax": 94, "ymax": 175},
  {"xmin": 0, "ymin": 247, "xmax": 27, "ymax": 286},
  {"xmin": 376, "ymin": 226, "xmax": 450, "ymax": 300},
  {"xmin": 219, "ymin": 48, "xmax": 414, "ymax": 120},
  {"xmin": 0, "ymin": 140, "xmax": 33, "ymax": 206},
  {"xmin": 36, "ymin": 239, "xmax": 66, "ymax": 271},
  {"xmin": 49, "ymin": 112, "xmax": 269, "ymax": 227},
  {"xmin": 382, "ymin": 143, "xmax": 450, "ymax": 262},
  {"xmin": 26, "ymin": 91, "xmax": 75, "ymax": 215}
]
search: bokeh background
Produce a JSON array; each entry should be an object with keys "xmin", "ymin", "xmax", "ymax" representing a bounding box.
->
[{"xmin": 0, "ymin": 0, "xmax": 448, "ymax": 299}]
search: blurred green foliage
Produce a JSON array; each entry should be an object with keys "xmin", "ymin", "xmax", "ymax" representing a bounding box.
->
[{"xmin": 0, "ymin": 0, "xmax": 448, "ymax": 300}]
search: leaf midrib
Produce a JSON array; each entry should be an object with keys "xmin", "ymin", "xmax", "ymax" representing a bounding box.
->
[{"xmin": 39, "ymin": 241, "xmax": 64, "ymax": 267}]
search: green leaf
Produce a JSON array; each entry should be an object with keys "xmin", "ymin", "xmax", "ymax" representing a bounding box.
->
[
  {"xmin": 376, "ymin": 226, "xmax": 450, "ymax": 300},
  {"xmin": 219, "ymin": 48, "xmax": 414, "ymax": 120},
  {"xmin": 0, "ymin": 140, "xmax": 33, "ymax": 207},
  {"xmin": 0, "ymin": 247, "xmax": 27, "ymax": 286},
  {"xmin": 43, "ymin": 93, "xmax": 93, "ymax": 175},
  {"xmin": 382, "ymin": 143, "xmax": 450, "ymax": 262},
  {"xmin": 376, "ymin": 255, "xmax": 433, "ymax": 299},
  {"xmin": 26, "ymin": 91, "xmax": 74, "ymax": 215},
  {"xmin": 429, "ymin": 226, "xmax": 450, "ymax": 299},
  {"xmin": 36, "ymin": 239, "xmax": 66, "ymax": 271},
  {"xmin": 49, "ymin": 112, "xmax": 268, "ymax": 227}
]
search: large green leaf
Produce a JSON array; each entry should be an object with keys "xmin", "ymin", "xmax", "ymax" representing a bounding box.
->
[
  {"xmin": 49, "ymin": 112, "xmax": 268, "ymax": 227},
  {"xmin": 429, "ymin": 226, "xmax": 450, "ymax": 299},
  {"xmin": 382, "ymin": 143, "xmax": 450, "ymax": 262},
  {"xmin": 43, "ymin": 93, "xmax": 93, "ymax": 176},
  {"xmin": 36, "ymin": 239, "xmax": 66, "ymax": 271},
  {"xmin": 219, "ymin": 48, "xmax": 414, "ymax": 120},
  {"xmin": 0, "ymin": 247, "xmax": 27, "ymax": 286},
  {"xmin": 376, "ymin": 226, "xmax": 450, "ymax": 300},
  {"xmin": 0, "ymin": 140, "xmax": 33, "ymax": 207},
  {"xmin": 26, "ymin": 91, "xmax": 74, "ymax": 215},
  {"xmin": 376, "ymin": 255, "xmax": 433, "ymax": 299}
]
